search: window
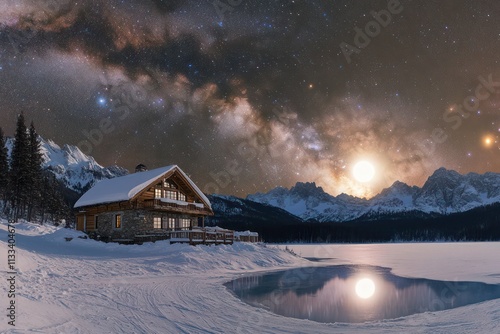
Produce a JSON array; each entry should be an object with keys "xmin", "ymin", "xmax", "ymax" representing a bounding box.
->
[
  {"xmin": 180, "ymin": 218, "xmax": 191, "ymax": 230},
  {"xmin": 155, "ymin": 188, "xmax": 163, "ymax": 198},
  {"xmin": 165, "ymin": 190, "xmax": 177, "ymax": 200},
  {"xmin": 153, "ymin": 217, "xmax": 162, "ymax": 229},
  {"xmin": 166, "ymin": 217, "xmax": 176, "ymax": 230},
  {"xmin": 178, "ymin": 192, "xmax": 186, "ymax": 201},
  {"xmin": 115, "ymin": 214, "xmax": 122, "ymax": 229},
  {"xmin": 164, "ymin": 180, "xmax": 177, "ymax": 189},
  {"xmin": 95, "ymin": 215, "xmax": 99, "ymax": 230}
]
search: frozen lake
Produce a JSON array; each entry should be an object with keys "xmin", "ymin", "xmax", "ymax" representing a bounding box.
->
[
  {"xmin": 277, "ymin": 242, "xmax": 500, "ymax": 285},
  {"xmin": 226, "ymin": 264, "xmax": 500, "ymax": 323}
]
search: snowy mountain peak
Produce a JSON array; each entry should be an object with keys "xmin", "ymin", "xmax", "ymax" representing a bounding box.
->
[
  {"xmin": 289, "ymin": 182, "xmax": 326, "ymax": 197},
  {"xmin": 424, "ymin": 168, "xmax": 462, "ymax": 185},
  {"xmin": 377, "ymin": 181, "xmax": 417, "ymax": 197},
  {"xmin": 247, "ymin": 182, "xmax": 367, "ymax": 222},
  {"xmin": 336, "ymin": 192, "xmax": 362, "ymax": 201},
  {"xmin": 40, "ymin": 138, "xmax": 94, "ymax": 167},
  {"xmin": 6, "ymin": 136, "xmax": 128, "ymax": 193}
]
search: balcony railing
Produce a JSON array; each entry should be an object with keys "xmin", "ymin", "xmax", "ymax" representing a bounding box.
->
[
  {"xmin": 143, "ymin": 199, "xmax": 211, "ymax": 215},
  {"xmin": 169, "ymin": 227, "xmax": 234, "ymax": 245}
]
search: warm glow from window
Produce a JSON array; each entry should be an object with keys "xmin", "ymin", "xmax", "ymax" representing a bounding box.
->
[
  {"xmin": 178, "ymin": 192, "xmax": 186, "ymax": 201},
  {"xmin": 115, "ymin": 214, "xmax": 122, "ymax": 229},
  {"xmin": 167, "ymin": 217, "xmax": 176, "ymax": 230},
  {"xmin": 180, "ymin": 218, "xmax": 191, "ymax": 230},
  {"xmin": 153, "ymin": 217, "xmax": 162, "ymax": 229},
  {"xmin": 164, "ymin": 180, "xmax": 177, "ymax": 189},
  {"xmin": 165, "ymin": 190, "xmax": 177, "ymax": 200}
]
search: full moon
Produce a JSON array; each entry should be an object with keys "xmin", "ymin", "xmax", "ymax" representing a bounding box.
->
[
  {"xmin": 353, "ymin": 161, "xmax": 375, "ymax": 183},
  {"xmin": 355, "ymin": 278, "xmax": 376, "ymax": 299}
]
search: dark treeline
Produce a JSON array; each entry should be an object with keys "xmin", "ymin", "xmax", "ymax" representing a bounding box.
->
[
  {"xmin": 211, "ymin": 201, "xmax": 500, "ymax": 243},
  {"xmin": 206, "ymin": 195, "xmax": 304, "ymax": 233},
  {"xmin": 0, "ymin": 114, "xmax": 70, "ymax": 223}
]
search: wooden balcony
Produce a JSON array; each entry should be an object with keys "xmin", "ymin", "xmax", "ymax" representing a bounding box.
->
[
  {"xmin": 143, "ymin": 199, "xmax": 212, "ymax": 216},
  {"xmin": 169, "ymin": 227, "xmax": 234, "ymax": 245}
]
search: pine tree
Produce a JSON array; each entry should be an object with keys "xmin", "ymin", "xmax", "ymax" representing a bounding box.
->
[
  {"xmin": 0, "ymin": 127, "xmax": 9, "ymax": 202},
  {"xmin": 26, "ymin": 122, "xmax": 44, "ymax": 221},
  {"xmin": 9, "ymin": 113, "xmax": 30, "ymax": 220},
  {"xmin": 39, "ymin": 171, "xmax": 69, "ymax": 224}
]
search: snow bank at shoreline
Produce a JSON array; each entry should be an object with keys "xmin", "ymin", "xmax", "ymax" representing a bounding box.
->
[{"xmin": 0, "ymin": 219, "xmax": 499, "ymax": 333}]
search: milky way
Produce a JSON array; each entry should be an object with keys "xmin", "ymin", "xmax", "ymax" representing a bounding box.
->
[{"xmin": 0, "ymin": 0, "xmax": 499, "ymax": 197}]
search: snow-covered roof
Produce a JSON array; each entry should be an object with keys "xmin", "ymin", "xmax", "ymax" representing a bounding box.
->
[
  {"xmin": 234, "ymin": 230, "xmax": 259, "ymax": 237},
  {"xmin": 74, "ymin": 165, "xmax": 212, "ymax": 210}
]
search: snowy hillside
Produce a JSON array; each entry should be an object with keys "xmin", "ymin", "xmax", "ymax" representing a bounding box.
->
[
  {"xmin": 6, "ymin": 137, "xmax": 128, "ymax": 194},
  {"xmin": 1, "ymin": 219, "xmax": 499, "ymax": 333},
  {"xmin": 248, "ymin": 168, "xmax": 500, "ymax": 222}
]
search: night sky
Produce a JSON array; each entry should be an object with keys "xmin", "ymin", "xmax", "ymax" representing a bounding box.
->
[{"xmin": 0, "ymin": 0, "xmax": 499, "ymax": 197}]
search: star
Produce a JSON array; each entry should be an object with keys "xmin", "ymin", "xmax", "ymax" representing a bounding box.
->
[
  {"xmin": 483, "ymin": 136, "xmax": 494, "ymax": 148},
  {"xmin": 97, "ymin": 97, "xmax": 107, "ymax": 107}
]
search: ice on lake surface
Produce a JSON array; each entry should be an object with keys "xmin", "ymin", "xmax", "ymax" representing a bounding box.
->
[{"xmin": 225, "ymin": 265, "xmax": 500, "ymax": 323}]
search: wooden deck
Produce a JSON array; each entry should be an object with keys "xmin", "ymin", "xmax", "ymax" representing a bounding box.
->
[{"xmin": 169, "ymin": 227, "xmax": 234, "ymax": 245}]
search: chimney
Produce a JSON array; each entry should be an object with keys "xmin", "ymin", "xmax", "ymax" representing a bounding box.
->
[{"xmin": 135, "ymin": 164, "xmax": 148, "ymax": 173}]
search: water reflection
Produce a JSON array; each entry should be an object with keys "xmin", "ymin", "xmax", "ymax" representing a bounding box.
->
[
  {"xmin": 355, "ymin": 278, "xmax": 375, "ymax": 299},
  {"xmin": 225, "ymin": 265, "xmax": 500, "ymax": 323}
]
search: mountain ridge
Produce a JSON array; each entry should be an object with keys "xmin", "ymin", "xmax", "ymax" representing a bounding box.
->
[{"xmin": 247, "ymin": 167, "xmax": 500, "ymax": 222}]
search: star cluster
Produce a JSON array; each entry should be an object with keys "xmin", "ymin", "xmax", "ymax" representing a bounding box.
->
[{"xmin": 0, "ymin": 0, "xmax": 498, "ymax": 197}]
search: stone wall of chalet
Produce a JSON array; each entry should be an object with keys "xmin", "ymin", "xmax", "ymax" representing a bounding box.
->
[
  {"xmin": 94, "ymin": 210, "xmax": 198, "ymax": 240},
  {"xmin": 94, "ymin": 210, "xmax": 157, "ymax": 240}
]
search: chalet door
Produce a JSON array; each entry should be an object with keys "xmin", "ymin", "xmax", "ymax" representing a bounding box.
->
[{"xmin": 77, "ymin": 215, "xmax": 85, "ymax": 231}]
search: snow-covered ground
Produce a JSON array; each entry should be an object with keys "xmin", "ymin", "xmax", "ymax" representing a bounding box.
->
[{"xmin": 0, "ymin": 220, "xmax": 499, "ymax": 333}]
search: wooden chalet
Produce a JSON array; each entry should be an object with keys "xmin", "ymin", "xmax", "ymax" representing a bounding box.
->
[{"xmin": 74, "ymin": 165, "xmax": 215, "ymax": 243}]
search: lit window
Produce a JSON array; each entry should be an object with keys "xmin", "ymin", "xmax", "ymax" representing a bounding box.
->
[
  {"xmin": 167, "ymin": 217, "xmax": 176, "ymax": 230},
  {"xmin": 180, "ymin": 218, "xmax": 191, "ymax": 230},
  {"xmin": 165, "ymin": 190, "xmax": 177, "ymax": 200},
  {"xmin": 153, "ymin": 217, "xmax": 162, "ymax": 229},
  {"xmin": 164, "ymin": 180, "xmax": 177, "ymax": 189},
  {"xmin": 115, "ymin": 214, "xmax": 122, "ymax": 229},
  {"xmin": 178, "ymin": 192, "xmax": 186, "ymax": 201},
  {"xmin": 155, "ymin": 188, "xmax": 163, "ymax": 198}
]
